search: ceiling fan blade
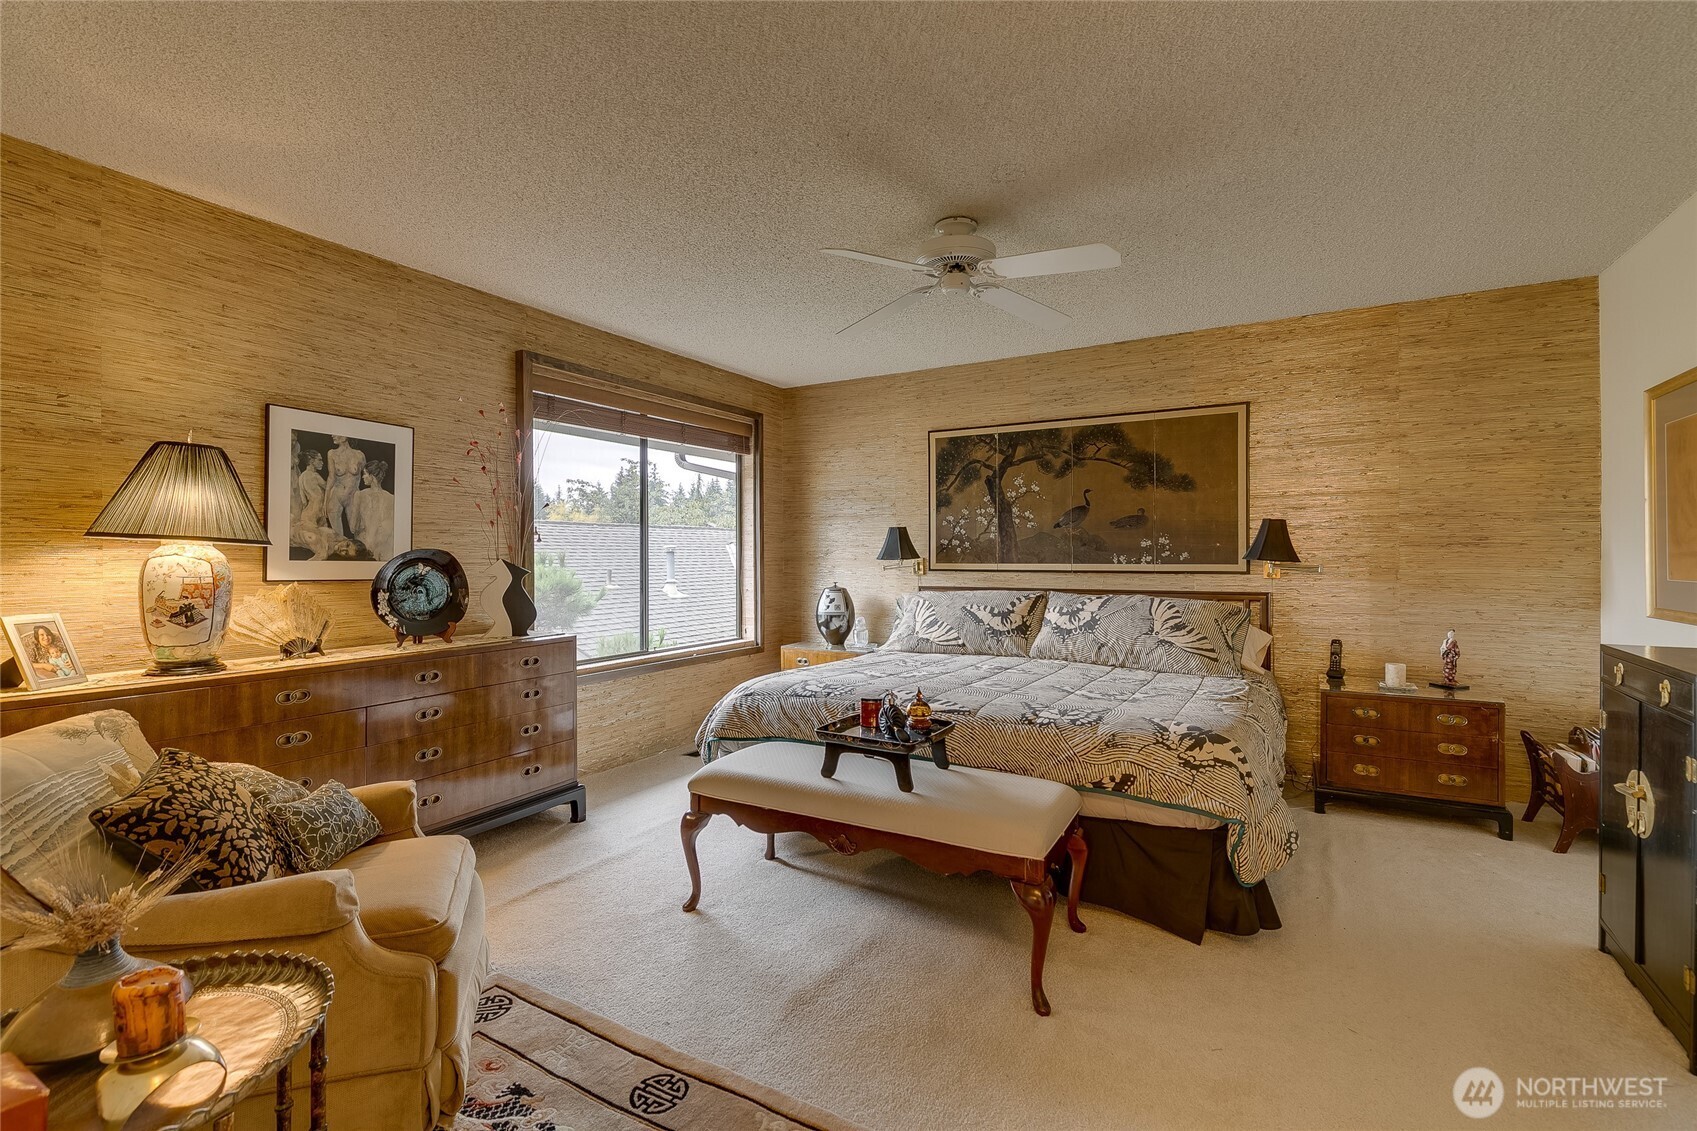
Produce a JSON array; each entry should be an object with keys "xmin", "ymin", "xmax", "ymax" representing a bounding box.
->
[
  {"xmin": 973, "ymin": 286, "xmax": 1072, "ymax": 330},
  {"xmin": 978, "ymin": 243, "xmax": 1121, "ymax": 279},
  {"xmin": 822, "ymin": 248, "xmax": 933, "ymax": 274},
  {"xmin": 837, "ymin": 285, "xmax": 934, "ymax": 335}
]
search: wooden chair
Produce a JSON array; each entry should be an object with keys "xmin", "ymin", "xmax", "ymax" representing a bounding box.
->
[{"xmin": 1520, "ymin": 728, "xmax": 1600, "ymax": 853}]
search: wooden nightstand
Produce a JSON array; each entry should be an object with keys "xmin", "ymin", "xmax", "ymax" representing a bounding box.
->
[
  {"xmin": 780, "ymin": 643, "xmax": 869, "ymax": 670},
  {"xmin": 1314, "ymin": 676, "xmax": 1512, "ymax": 839}
]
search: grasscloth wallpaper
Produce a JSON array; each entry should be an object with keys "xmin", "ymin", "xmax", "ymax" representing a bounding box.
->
[
  {"xmin": 0, "ymin": 137, "xmax": 791, "ymax": 774},
  {"xmin": 782, "ymin": 279, "xmax": 1601, "ymax": 800}
]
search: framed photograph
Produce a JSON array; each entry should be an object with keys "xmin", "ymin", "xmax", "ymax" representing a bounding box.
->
[
  {"xmin": 3, "ymin": 613, "xmax": 88, "ymax": 691},
  {"xmin": 265, "ymin": 405, "xmax": 414, "ymax": 581},
  {"xmin": 1648, "ymin": 366, "xmax": 1697, "ymax": 625},
  {"xmin": 930, "ymin": 402, "xmax": 1249, "ymax": 572}
]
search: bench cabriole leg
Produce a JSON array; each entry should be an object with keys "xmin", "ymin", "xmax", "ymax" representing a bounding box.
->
[
  {"xmin": 1011, "ymin": 877, "xmax": 1056, "ymax": 1016},
  {"xmin": 681, "ymin": 808, "xmax": 712, "ymax": 911},
  {"xmin": 1065, "ymin": 823, "xmax": 1087, "ymax": 934}
]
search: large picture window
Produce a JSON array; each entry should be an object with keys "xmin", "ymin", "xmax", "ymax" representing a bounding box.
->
[{"xmin": 520, "ymin": 353, "xmax": 759, "ymax": 669}]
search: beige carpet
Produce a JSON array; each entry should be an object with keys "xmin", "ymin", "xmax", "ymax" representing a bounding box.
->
[{"xmin": 473, "ymin": 753, "xmax": 1696, "ymax": 1130}]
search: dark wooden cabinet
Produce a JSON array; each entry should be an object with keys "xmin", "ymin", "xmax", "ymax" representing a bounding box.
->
[
  {"xmin": 1313, "ymin": 677, "xmax": 1512, "ymax": 837},
  {"xmin": 0, "ymin": 634, "xmax": 584, "ymax": 836},
  {"xmin": 1598, "ymin": 644, "xmax": 1696, "ymax": 1075}
]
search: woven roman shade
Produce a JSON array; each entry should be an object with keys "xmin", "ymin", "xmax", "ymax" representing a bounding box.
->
[
  {"xmin": 86, "ymin": 441, "xmax": 269, "ymax": 545},
  {"xmin": 527, "ymin": 362, "xmax": 755, "ymax": 455}
]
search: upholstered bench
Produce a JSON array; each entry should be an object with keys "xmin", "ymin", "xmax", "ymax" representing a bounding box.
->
[{"xmin": 680, "ymin": 740, "xmax": 1087, "ymax": 1014}]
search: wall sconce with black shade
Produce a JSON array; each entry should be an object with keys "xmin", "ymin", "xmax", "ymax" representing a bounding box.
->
[
  {"xmin": 1244, "ymin": 518, "xmax": 1320, "ymax": 579},
  {"xmin": 85, "ymin": 440, "xmax": 270, "ymax": 675},
  {"xmin": 876, "ymin": 526, "xmax": 927, "ymax": 576}
]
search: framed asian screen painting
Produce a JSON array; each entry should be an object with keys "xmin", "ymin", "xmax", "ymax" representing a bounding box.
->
[
  {"xmin": 1648, "ymin": 367, "xmax": 1697, "ymax": 625},
  {"xmin": 930, "ymin": 402, "xmax": 1248, "ymax": 572}
]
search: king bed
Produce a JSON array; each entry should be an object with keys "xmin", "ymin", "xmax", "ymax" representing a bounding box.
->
[{"xmin": 696, "ymin": 586, "xmax": 1298, "ymax": 942}]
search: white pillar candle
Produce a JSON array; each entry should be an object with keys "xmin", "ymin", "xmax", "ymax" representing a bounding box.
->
[{"xmin": 1385, "ymin": 662, "xmax": 1407, "ymax": 687}]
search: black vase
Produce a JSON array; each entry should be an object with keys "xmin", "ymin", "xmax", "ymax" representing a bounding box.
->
[{"xmin": 501, "ymin": 559, "xmax": 537, "ymax": 637}]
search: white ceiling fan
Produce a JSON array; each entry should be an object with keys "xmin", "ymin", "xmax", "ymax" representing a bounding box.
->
[{"xmin": 823, "ymin": 217, "xmax": 1120, "ymax": 335}]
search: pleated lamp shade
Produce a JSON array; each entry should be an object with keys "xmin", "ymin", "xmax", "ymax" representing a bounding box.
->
[
  {"xmin": 86, "ymin": 442, "xmax": 269, "ymax": 545},
  {"xmin": 876, "ymin": 526, "xmax": 921, "ymax": 562},
  {"xmin": 1243, "ymin": 518, "xmax": 1300, "ymax": 564}
]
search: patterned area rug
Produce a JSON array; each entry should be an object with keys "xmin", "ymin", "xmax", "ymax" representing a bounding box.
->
[{"xmin": 457, "ymin": 979, "xmax": 866, "ymax": 1131}]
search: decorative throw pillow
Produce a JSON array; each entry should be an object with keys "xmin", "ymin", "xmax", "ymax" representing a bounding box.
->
[
  {"xmin": 1129, "ymin": 597, "xmax": 1253, "ymax": 678},
  {"xmin": 212, "ymin": 762, "xmax": 310, "ymax": 809},
  {"xmin": 883, "ymin": 590, "xmax": 1048, "ymax": 656},
  {"xmin": 267, "ymin": 782, "xmax": 382, "ymax": 874},
  {"xmin": 1029, "ymin": 592, "xmax": 1153, "ymax": 667},
  {"xmin": 88, "ymin": 749, "xmax": 283, "ymax": 890},
  {"xmin": 1, "ymin": 709, "xmax": 157, "ymax": 902}
]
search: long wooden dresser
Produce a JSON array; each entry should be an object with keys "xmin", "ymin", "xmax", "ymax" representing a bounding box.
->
[{"xmin": 0, "ymin": 633, "xmax": 583, "ymax": 835}]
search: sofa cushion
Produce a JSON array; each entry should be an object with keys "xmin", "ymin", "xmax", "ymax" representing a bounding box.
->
[
  {"xmin": 337, "ymin": 834, "xmax": 477, "ymax": 962},
  {"xmin": 89, "ymin": 748, "xmax": 284, "ymax": 890},
  {"xmin": 689, "ymin": 740, "xmax": 1081, "ymax": 860},
  {"xmin": 0, "ymin": 709, "xmax": 157, "ymax": 901}
]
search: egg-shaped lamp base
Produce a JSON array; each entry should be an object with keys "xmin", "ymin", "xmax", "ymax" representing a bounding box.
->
[{"xmin": 139, "ymin": 542, "xmax": 234, "ymax": 676}]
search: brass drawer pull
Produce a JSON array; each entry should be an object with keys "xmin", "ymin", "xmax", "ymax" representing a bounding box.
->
[
  {"xmin": 417, "ymin": 793, "xmax": 444, "ymax": 808},
  {"xmin": 274, "ymin": 689, "xmax": 312, "ymax": 705},
  {"xmin": 1659, "ymin": 679, "xmax": 1671, "ymax": 707},
  {"xmin": 1352, "ymin": 734, "xmax": 1380, "ymax": 747},
  {"xmin": 1613, "ymin": 662, "xmax": 1624, "ymax": 686},
  {"xmin": 415, "ymin": 706, "xmax": 444, "ymax": 722},
  {"xmin": 1438, "ymin": 742, "xmax": 1468, "ymax": 757},
  {"xmin": 297, "ymin": 776, "xmax": 315, "ymax": 789},
  {"xmin": 1437, "ymin": 774, "xmax": 1469, "ymax": 787},
  {"xmin": 795, "ymin": 657, "xmax": 810, "ymax": 666},
  {"xmin": 1436, "ymin": 713, "xmax": 1469, "ymax": 727},
  {"xmin": 520, "ymin": 723, "xmax": 542, "ymax": 738},
  {"xmin": 521, "ymin": 764, "xmax": 543, "ymax": 777},
  {"xmin": 1352, "ymin": 763, "xmax": 1380, "ymax": 778},
  {"xmin": 1351, "ymin": 706, "xmax": 1380, "ymax": 720},
  {"xmin": 415, "ymin": 670, "xmax": 443, "ymax": 684},
  {"xmin": 520, "ymin": 656, "xmax": 542, "ymax": 668},
  {"xmin": 521, "ymin": 688, "xmax": 542, "ymax": 701},
  {"xmin": 414, "ymin": 746, "xmax": 443, "ymax": 763},
  {"xmin": 275, "ymin": 730, "xmax": 313, "ymax": 748}
]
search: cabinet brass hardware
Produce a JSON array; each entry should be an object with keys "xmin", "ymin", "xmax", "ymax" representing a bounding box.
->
[
  {"xmin": 1685, "ymin": 967, "xmax": 1695, "ymax": 995},
  {"xmin": 1437, "ymin": 774, "xmax": 1468, "ymax": 787},
  {"xmin": 1613, "ymin": 661, "xmax": 1624, "ymax": 686},
  {"xmin": 415, "ymin": 670, "xmax": 443, "ymax": 684},
  {"xmin": 1436, "ymin": 713, "xmax": 1468, "ymax": 727},
  {"xmin": 521, "ymin": 656, "xmax": 541, "ymax": 668},
  {"xmin": 275, "ymin": 730, "xmax": 312, "ymax": 748},
  {"xmin": 418, "ymin": 794, "xmax": 443, "ymax": 808},
  {"xmin": 1438, "ymin": 742, "xmax": 1468, "ymax": 757},
  {"xmin": 297, "ymin": 777, "xmax": 315, "ymax": 788},
  {"xmin": 1658, "ymin": 679, "xmax": 1671, "ymax": 707},
  {"xmin": 414, "ymin": 746, "xmax": 443, "ymax": 763},
  {"xmin": 415, "ymin": 706, "xmax": 443, "ymax": 722},
  {"xmin": 1351, "ymin": 706, "xmax": 1380, "ymax": 720},
  {"xmin": 521, "ymin": 688, "xmax": 542, "ymax": 700},
  {"xmin": 1351, "ymin": 763, "xmax": 1380, "ymax": 777},
  {"xmin": 1687, "ymin": 756, "xmax": 1697, "ymax": 784},
  {"xmin": 1598, "ymin": 873, "xmax": 1606, "ymax": 894},
  {"xmin": 274, "ymin": 689, "xmax": 311, "ymax": 705},
  {"xmin": 1352, "ymin": 735, "xmax": 1379, "ymax": 747},
  {"xmin": 1613, "ymin": 771, "xmax": 1655, "ymax": 839},
  {"xmin": 521, "ymin": 764, "xmax": 543, "ymax": 777},
  {"xmin": 520, "ymin": 723, "xmax": 542, "ymax": 737},
  {"xmin": 795, "ymin": 657, "xmax": 810, "ymax": 665}
]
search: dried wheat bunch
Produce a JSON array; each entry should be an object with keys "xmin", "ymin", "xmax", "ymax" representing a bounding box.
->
[{"xmin": 1, "ymin": 850, "xmax": 207, "ymax": 953}]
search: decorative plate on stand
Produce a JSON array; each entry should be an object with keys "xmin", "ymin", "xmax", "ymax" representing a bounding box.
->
[{"xmin": 371, "ymin": 549, "xmax": 469, "ymax": 645}]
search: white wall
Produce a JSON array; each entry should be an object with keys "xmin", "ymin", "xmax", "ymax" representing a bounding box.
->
[{"xmin": 1600, "ymin": 191, "xmax": 1697, "ymax": 646}]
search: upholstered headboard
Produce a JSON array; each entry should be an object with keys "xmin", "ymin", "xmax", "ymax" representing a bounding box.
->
[{"xmin": 918, "ymin": 585, "xmax": 1275, "ymax": 669}]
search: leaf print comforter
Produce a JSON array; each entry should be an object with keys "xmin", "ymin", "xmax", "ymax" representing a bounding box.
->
[{"xmin": 695, "ymin": 650, "xmax": 1298, "ymax": 885}]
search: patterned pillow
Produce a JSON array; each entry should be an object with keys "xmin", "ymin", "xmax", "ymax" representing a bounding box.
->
[
  {"xmin": 884, "ymin": 590, "xmax": 1048, "ymax": 656},
  {"xmin": 1029, "ymin": 592, "xmax": 1153, "ymax": 667},
  {"xmin": 267, "ymin": 782, "xmax": 381, "ymax": 873},
  {"xmin": 213, "ymin": 762, "xmax": 309, "ymax": 809},
  {"xmin": 88, "ymin": 749, "xmax": 283, "ymax": 890},
  {"xmin": 1129, "ymin": 597, "xmax": 1253, "ymax": 678}
]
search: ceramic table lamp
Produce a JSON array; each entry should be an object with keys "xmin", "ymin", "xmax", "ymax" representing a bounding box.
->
[{"xmin": 86, "ymin": 441, "xmax": 269, "ymax": 675}]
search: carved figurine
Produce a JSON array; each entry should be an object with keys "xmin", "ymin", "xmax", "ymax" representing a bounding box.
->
[
  {"xmin": 906, "ymin": 689, "xmax": 934, "ymax": 734},
  {"xmin": 1430, "ymin": 629, "xmax": 1468, "ymax": 690},
  {"xmin": 877, "ymin": 691, "xmax": 907, "ymax": 737}
]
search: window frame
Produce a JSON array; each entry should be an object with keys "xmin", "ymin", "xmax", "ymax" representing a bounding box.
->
[{"xmin": 517, "ymin": 351, "xmax": 763, "ymax": 678}]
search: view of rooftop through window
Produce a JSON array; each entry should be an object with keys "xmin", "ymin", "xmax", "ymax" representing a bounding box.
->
[{"xmin": 531, "ymin": 422, "xmax": 740, "ymax": 661}]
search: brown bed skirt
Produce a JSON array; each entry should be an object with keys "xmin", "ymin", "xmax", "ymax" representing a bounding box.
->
[{"xmin": 1071, "ymin": 816, "xmax": 1281, "ymax": 944}]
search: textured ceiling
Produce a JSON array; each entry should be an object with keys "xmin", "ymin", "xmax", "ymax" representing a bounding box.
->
[{"xmin": 3, "ymin": 2, "xmax": 1695, "ymax": 387}]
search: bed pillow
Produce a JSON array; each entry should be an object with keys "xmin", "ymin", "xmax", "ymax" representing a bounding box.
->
[
  {"xmin": 1028, "ymin": 592, "xmax": 1153, "ymax": 668},
  {"xmin": 89, "ymin": 748, "xmax": 284, "ymax": 890},
  {"xmin": 1130, "ymin": 597, "xmax": 1253, "ymax": 678},
  {"xmin": 1242, "ymin": 625, "xmax": 1274, "ymax": 672},
  {"xmin": 884, "ymin": 590, "xmax": 1048, "ymax": 656}
]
